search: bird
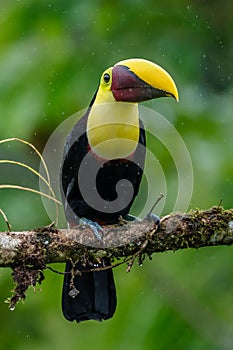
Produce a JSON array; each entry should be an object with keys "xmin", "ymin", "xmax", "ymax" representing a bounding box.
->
[{"xmin": 60, "ymin": 58, "xmax": 178, "ymax": 323}]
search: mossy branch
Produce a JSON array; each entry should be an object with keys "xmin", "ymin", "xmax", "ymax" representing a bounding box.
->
[
  {"xmin": 0, "ymin": 206, "xmax": 233, "ymax": 268},
  {"xmin": 1, "ymin": 206, "xmax": 233, "ymax": 309}
]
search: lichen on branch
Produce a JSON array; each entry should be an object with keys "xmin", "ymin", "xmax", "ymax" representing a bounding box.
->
[{"xmin": 0, "ymin": 206, "xmax": 233, "ymax": 309}]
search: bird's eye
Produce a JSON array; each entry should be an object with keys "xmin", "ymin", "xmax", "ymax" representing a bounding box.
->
[{"xmin": 103, "ymin": 73, "xmax": 110, "ymax": 83}]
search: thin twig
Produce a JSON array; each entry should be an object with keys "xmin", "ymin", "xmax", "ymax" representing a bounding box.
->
[
  {"xmin": 0, "ymin": 185, "xmax": 61, "ymax": 204},
  {"xmin": 126, "ymin": 239, "xmax": 148, "ymax": 272},
  {"xmin": 149, "ymin": 192, "xmax": 165, "ymax": 215},
  {"xmin": 0, "ymin": 208, "xmax": 11, "ymax": 232},
  {"xmin": 0, "ymin": 138, "xmax": 60, "ymax": 225}
]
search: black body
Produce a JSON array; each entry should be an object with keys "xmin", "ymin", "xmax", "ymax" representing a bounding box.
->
[{"xmin": 61, "ymin": 96, "xmax": 146, "ymax": 322}]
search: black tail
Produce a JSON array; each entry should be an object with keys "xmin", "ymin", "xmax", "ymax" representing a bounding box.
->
[{"xmin": 62, "ymin": 261, "xmax": 116, "ymax": 323}]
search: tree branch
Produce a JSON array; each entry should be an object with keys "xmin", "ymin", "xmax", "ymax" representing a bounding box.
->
[
  {"xmin": 0, "ymin": 206, "xmax": 233, "ymax": 268},
  {"xmin": 1, "ymin": 206, "xmax": 233, "ymax": 308}
]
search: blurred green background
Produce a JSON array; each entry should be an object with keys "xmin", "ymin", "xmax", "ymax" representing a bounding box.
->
[{"xmin": 0, "ymin": 0, "xmax": 232, "ymax": 349}]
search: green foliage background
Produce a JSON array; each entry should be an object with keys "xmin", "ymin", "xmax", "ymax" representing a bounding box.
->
[{"xmin": 0, "ymin": 1, "xmax": 232, "ymax": 349}]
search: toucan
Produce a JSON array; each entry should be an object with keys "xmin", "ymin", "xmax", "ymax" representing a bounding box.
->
[{"xmin": 61, "ymin": 58, "xmax": 178, "ymax": 323}]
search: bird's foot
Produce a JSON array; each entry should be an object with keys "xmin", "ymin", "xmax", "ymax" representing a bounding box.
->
[
  {"xmin": 80, "ymin": 218, "xmax": 104, "ymax": 242},
  {"xmin": 123, "ymin": 214, "xmax": 140, "ymax": 222},
  {"xmin": 122, "ymin": 213, "xmax": 160, "ymax": 227},
  {"xmin": 146, "ymin": 213, "xmax": 160, "ymax": 227},
  {"xmin": 119, "ymin": 214, "xmax": 140, "ymax": 225}
]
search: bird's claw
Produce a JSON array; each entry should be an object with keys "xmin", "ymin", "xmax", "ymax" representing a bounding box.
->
[
  {"xmin": 147, "ymin": 213, "xmax": 160, "ymax": 226},
  {"xmin": 80, "ymin": 218, "xmax": 104, "ymax": 242},
  {"xmin": 122, "ymin": 214, "xmax": 140, "ymax": 222}
]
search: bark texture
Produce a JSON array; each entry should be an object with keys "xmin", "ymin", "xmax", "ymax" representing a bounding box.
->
[{"xmin": 1, "ymin": 206, "xmax": 233, "ymax": 308}]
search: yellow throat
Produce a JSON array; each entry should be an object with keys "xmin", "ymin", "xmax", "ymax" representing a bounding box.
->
[{"xmin": 87, "ymin": 100, "xmax": 140, "ymax": 160}]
